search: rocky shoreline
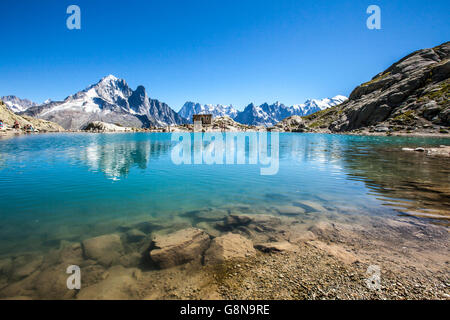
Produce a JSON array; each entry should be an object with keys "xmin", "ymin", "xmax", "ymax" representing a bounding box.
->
[{"xmin": 0, "ymin": 202, "xmax": 448, "ymax": 300}]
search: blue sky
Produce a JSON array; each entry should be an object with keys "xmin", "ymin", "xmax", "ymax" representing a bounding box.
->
[{"xmin": 0, "ymin": 0, "xmax": 448, "ymax": 111}]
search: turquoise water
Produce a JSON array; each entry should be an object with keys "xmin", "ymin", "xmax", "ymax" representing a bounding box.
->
[{"xmin": 0, "ymin": 132, "xmax": 449, "ymax": 255}]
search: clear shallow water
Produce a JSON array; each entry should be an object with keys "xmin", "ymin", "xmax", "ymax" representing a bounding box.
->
[{"xmin": 0, "ymin": 132, "xmax": 449, "ymax": 256}]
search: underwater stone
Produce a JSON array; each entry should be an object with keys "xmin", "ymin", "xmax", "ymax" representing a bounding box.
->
[
  {"xmin": 276, "ymin": 205, "xmax": 306, "ymax": 216},
  {"xmin": 255, "ymin": 241, "xmax": 299, "ymax": 253},
  {"xmin": 149, "ymin": 228, "xmax": 210, "ymax": 269},
  {"xmin": 204, "ymin": 233, "xmax": 256, "ymax": 265},
  {"xmin": 82, "ymin": 234, "xmax": 124, "ymax": 267},
  {"xmin": 125, "ymin": 229, "xmax": 147, "ymax": 243}
]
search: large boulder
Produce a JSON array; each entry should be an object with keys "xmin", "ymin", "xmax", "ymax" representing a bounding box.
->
[
  {"xmin": 204, "ymin": 233, "xmax": 256, "ymax": 265},
  {"xmin": 149, "ymin": 228, "xmax": 210, "ymax": 269},
  {"xmin": 82, "ymin": 234, "xmax": 124, "ymax": 267}
]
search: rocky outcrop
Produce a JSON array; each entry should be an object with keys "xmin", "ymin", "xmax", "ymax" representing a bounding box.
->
[
  {"xmin": 1, "ymin": 96, "xmax": 38, "ymax": 113},
  {"xmin": 149, "ymin": 228, "xmax": 211, "ymax": 268},
  {"xmin": 204, "ymin": 233, "xmax": 256, "ymax": 265},
  {"xmin": 402, "ymin": 145, "xmax": 450, "ymax": 157},
  {"xmin": 83, "ymin": 121, "xmax": 133, "ymax": 132},
  {"xmin": 169, "ymin": 116, "xmax": 262, "ymax": 132},
  {"xmin": 0, "ymin": 99, "xmax": 64, "ymax": 132},
  {"xmin": 303, "ymin": 42, "xmax": 450, "ymax": 133},
  {"xmin": 271, "ymin": 115, "xmax": 306, "ymax": 132}
]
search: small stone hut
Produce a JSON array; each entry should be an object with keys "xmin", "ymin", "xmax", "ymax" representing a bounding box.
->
[{"xmin": 193, "ymin": 114, "xmax": 212, "ymax": 125}]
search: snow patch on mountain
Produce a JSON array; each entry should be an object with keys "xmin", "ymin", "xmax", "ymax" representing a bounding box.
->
[
  {"xmin": 22, "ymin": 75, "xmax": 186, "ymax": 130},
  {"xmin": 1, "ymin": 96, "xmax": 38, "ymax": 113},
  {"xmin": 234, "ymin": 96, "xmax": 348, "ymax": 126},
  {"xmin": 179, "ymin": 102, "xmax": 238, "ymax": 121}
]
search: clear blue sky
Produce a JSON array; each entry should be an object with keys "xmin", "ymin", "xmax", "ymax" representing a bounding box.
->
[{"xmin": 0, "ymin": 0, "xmax": 449, "ymax": 111}]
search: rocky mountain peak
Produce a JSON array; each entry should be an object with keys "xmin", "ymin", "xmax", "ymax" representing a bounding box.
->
[
  {"xmin": 1, "ymin": 95, "xmax": 38, "ymax": 113},
  {"xmin": 21, "ymin": 76, "xmax": 186, "ymax": 130}
]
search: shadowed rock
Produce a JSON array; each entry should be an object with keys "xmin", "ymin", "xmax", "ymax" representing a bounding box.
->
[{"xmin": 254, "ymin": 241, "xmax": 299, "ymax": 253}]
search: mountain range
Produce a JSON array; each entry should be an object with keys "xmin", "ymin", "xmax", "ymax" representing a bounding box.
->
[
  {"xmin": 234, "ymin": 96, "xmax": 347, "ymax": 126},
  {"xmin": 1, "ymin": 96, "xmax": 39, "ymax": 113},
  {"xmin": 19, "ymin": 75, "xmax": 186, "ymax": 130},
  {"xmin": 4, "ymin": 75, "xmax": 347, "ymax": 129},
  {"xmin": 178, "ymin": 102, "xmax": 239, "ymax": 121},
  {"xmin": 178, "ymin": 96, "xmax": 347, "ymax": 126}
]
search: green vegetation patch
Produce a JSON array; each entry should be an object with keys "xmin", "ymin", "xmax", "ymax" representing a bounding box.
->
[
  {"xmin": 419, "ymin": 80, "xmax": 450, "ymax": 106},
  {"xmin": 391, "ymin": 110, "xmax": 416, "ymax": 125}
]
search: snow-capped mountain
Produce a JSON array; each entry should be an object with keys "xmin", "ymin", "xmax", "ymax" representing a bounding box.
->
[
  {"xmin": 1, "ymin": 95, "xmax": 38, "ymax": 113},
  {"xmin": 234, "ymin": 96, "xmax": 347, "ymax": 127},
  {"xmin": 234, "ymin": 102, "xmax": 293, "ymax": 126},
  {"xmin": 234, "ymin": 96, "xmax": 348, "ymax": 126},
  {"xmin": 22, "ymin": 75, "xmax": 186, "ymax": 130},
  {"xmin": 290, "ymin": 95, "xmax": 348, "ymax": 117},
  {"xmin": 179, "ymin": 102, "xmax": 238, "ymax": 122}
]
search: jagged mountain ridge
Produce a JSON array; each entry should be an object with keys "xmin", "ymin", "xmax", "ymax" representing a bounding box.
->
[
  {"xmin": 178, "ymin": 102, "xmax": 238, "ymax": 121},
  {"xmin": 22, "ymin": 75, "xmax": 187, "ymax": 130},
  {"xmin": 0, "ymin": 99, "xmax": 64, "ymax": 132},
  {"xmin": 1, "ymin": 95, "xmax": 39, "ymax": 113},
  {"xmin": 234, "ymin": 96, "xmax": 347, "ymax": 126},
  {"xmin": 180, "ymin": 96, "xmax": 347, "ymax": 126}
]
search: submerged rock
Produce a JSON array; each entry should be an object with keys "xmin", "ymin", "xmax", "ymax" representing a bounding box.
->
[
  {"xmin": 149, "ymin": 228, "xmax": 211, "ymax": 269},
  {"xmin": 292, "ymin": 200, "xmax": 327, "ymax": 213},
  {"xmin": 183, "ymin": 208, "xmax": 229, "ymax": 222},
  {"xmin": 12, "ymin": 255, "xmax": 43, "ymax": 280},
  {"xmin": 118, "ymin": 252, "xmax": 142, "ymax": 268},
  {"xmin": 215, "ymin": 214, "xmax": 253, "ymax": 231},
  {"xmin": 77, "ymin": 265, "xmax": 140, "ymax": 300},
  {"xmin": 195, "ymin": 221, "xmax": 222, "ymax": 238},
  {"xmin": 125, "ymin": 229, "xmax": 147, "ymax": 243},
  {"xmin": 276, "ymin": 205, "xmax": 306, "ymax": 216},
  {"xmin": 0, "ymin": 258, "xmax": 13, "ymax": 276},
  {"xmin": 82, "ymin": 234, "xmax": 124, "ymax": 267},
  {"xmin": 255, "ymin": 241, "xmax": 299, "ymax": 253},
  {"xmin": 58, "ymin": 242, "xmax": 84, "ymax": 265},
  {"xmin": 34, "ymin": 264, "xmax": 77, "ymax": 299},
  {"xmin": 204, "ymin": 233, "xmax": 256, "ymax": 265}
]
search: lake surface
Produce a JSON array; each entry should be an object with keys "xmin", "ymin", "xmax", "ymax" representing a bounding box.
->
[{"xmin": 0, "ymin": 132, "xmax": 449, "ymax": 256}]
